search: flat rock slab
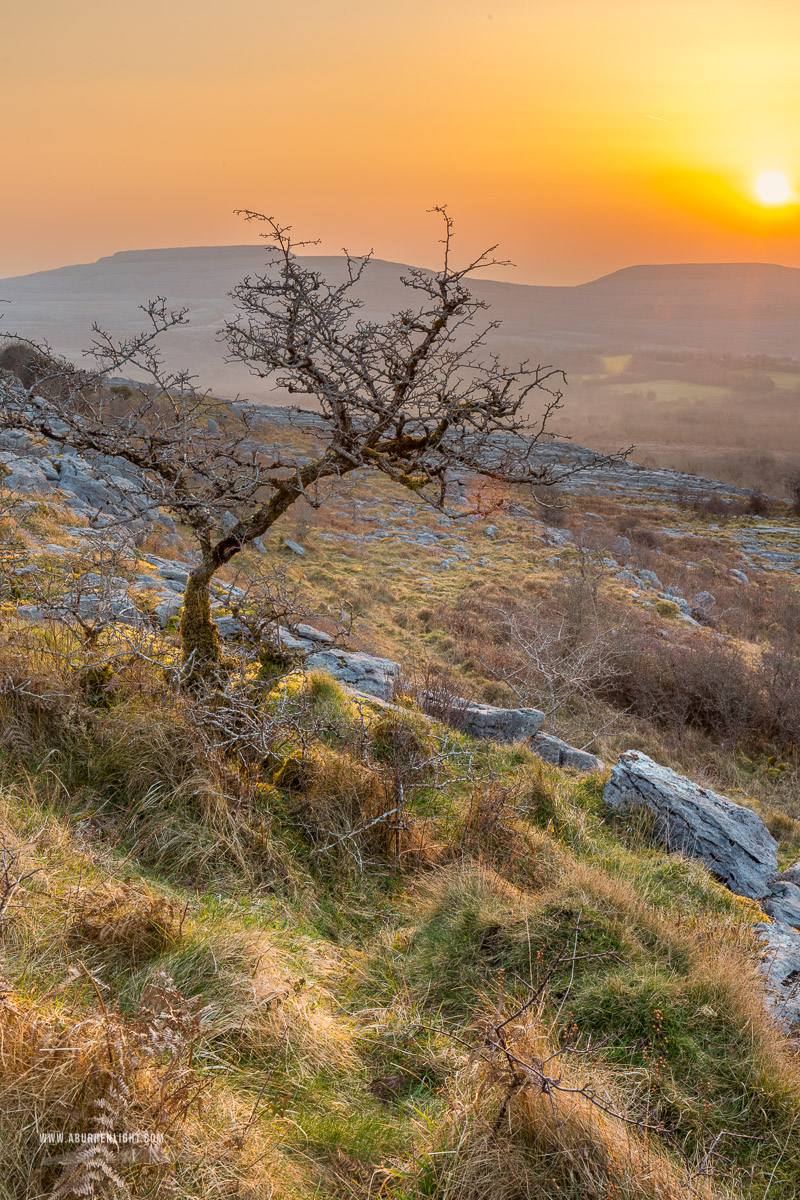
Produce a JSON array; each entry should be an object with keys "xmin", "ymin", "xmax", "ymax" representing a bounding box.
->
[
  {"xmin": 532, "ymin": 732, "xmax": 604, "ymax": 773},
  {"xmin": 305, "ymin": 648, "xmax": 401, "ymax": 702},
  {"xmin": 754, "ymin": 921, "xmax": 800, "ymax": 1030},
  {"xmin": 604, "ymin": 751, "xmax": 778, "ymax": 899}
]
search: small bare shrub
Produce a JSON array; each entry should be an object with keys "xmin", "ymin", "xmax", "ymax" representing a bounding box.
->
[{"xmin": 787, "ymin": 467, "xmax": 800, "ymax": 517}]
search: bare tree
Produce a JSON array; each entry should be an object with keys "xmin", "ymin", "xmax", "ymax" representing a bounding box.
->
[
  {"xmin": 474, "ymin": 558, "xmax": 619, "ymax": 731},
  {"xmin": 0, "ymin": 209, "xmax": 611, "ymax": 680}
]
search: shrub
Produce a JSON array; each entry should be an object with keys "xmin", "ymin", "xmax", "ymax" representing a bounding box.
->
[
  {"xmin": 604, "ymin": 627, "xmax": 800, "ymax": 752},
  {"xmin": 787, "ymin": 467, "xmax": 800, "ymax": 517},
  {"xmin": 655, "ymin": 599, "xmax": 679, "ymax": 619},
  {"xmin": 743, "ymin": 489, "xmax": 773, "ymax": 517}
]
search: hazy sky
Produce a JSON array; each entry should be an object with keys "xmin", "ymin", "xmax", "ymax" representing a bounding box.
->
[{"xmin": 3, "ymin": 0, "xmax": 800, "ymax": 283}]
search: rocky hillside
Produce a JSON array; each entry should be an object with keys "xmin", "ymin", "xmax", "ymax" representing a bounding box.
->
[{"xmin": 0, "ymin": 397, "xmax": 799, "ymax": 1198}]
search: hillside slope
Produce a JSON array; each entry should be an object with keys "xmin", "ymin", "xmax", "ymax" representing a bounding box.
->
[
  {"xmin": 0, "ymin": 380, "xmax": 799, "ymax": 1198},
  {"xmin": 3, "ymin": 250, "xmax": 800, "ymax": 402}
]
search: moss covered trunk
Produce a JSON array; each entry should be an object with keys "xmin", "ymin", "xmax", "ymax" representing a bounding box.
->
[
  {"xmin": 177, "ymin": 456, "xmax": 351, "ymax": 683},
  {"xmin": 180, "ymin": 563, "xmax": 221, "ymax": 680}
]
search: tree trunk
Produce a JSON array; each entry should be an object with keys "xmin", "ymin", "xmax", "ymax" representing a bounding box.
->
[
  {"xmin": 180, "ymin": 561, "xmax": 221, "ymax": 680},
  {"xmin": 177, "ymin": 455, "xmax": 351, "ymax": 683}
]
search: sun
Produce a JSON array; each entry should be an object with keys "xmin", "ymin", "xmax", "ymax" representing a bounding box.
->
[{"xmin": 754, "ymin": 171, "xmax": 794, "ymax": 206}]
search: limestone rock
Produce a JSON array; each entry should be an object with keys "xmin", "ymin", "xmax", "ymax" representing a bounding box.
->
[
  {"xmin": 531, "ymin": 732, "xmax": 604, "ymax": 772},
  {"xmin": 275, "ymin": 624, "xmax": 336, "ymax": 654},
  {"xmin": 278, "ymin": 629, "xmax": 312, "ymax": 653},
  {"xmin": 778, "ymin": 862, "xmax": 800, "ymax": 887},
  {"xmin": 660, "ymin": 594, "xmax": 693, "ymax": 619},
  {"xmin": 612, "ymin": 535, "xmax": 631, "ymax": 560},
  {"xmin": 0, "ymin": 431, "xmax": 34, "ymax": 454},
  {"xmin": 57, "ymin": 456, "xmax": 126, "ymax": 511},
  {"xmin": 422, "ymin": 694, "xmax": 545, "ymax": 743},
  {"xmin": 154, "ymin": 595, "xmax": 183, "ymax": 628},
  {"xmin": 283, "ymin": 539, "xmax": 306, "ymax": 556},
  {"xmin": 603, "ymin": 751, "xmax": 778, "ymax": 899},
  {"xmin": 295, "ymin": 623, "xmax": 335, "ymax": 645},
  {"xmin": 545, "ymin": 528, "xmax": 573, "ymax": 547},
  {"xmin": 754, "ymin": 921, "xmax": 800, "ymax": 1030},
  {"xmin": 215, "ymin": 615, "xmax": 243, "ymax": 639},
  {"xmin": 0, "ymin": 455, "xmax": 53, "ymax": 494},
  {"xmin": 305, "ymin": 648, "xmax": 401, "ymax": 701},
  {"xmin": 637, "ymin": 569, "xmax": 662, "ymax": 589},
  {"xmin": 219, "ymin": 511, "xmax": 239, "ymax": 533},
  {"xmin": 763, "ymin": 882, "xmax": 800, "ymax": 930}
]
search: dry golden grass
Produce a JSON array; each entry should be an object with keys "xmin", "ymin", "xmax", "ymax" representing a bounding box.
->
[
  {"xmin": 1, "ymin": 504, "xmax": 800, "ymax": 1200},
  {"xmin": 424, "ymin": 1017, "xmax": 737, "ymax": 1200},
  {"xmin": 0, "ymin": 978, "xmax": 313, "ymax": 1200},
  {"xmin": 140, "ymin": 928, "xmax": 357, "ymax": 1073}
]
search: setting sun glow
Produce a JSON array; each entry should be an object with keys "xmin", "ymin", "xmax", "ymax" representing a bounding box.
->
[
  {"xmin": 755, "ymin": 171, "xmax": 794, "ymax": 206},
  {"xmin": 4, "ymin": 1, "xmax": 800, "ymax": 280}
]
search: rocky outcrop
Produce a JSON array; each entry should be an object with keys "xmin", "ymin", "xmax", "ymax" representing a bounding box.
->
[
  {"xmin": 754, "ymin": 922, "xmax": 800, "ymax": 1031},
  {"xmin": 304, "ymin": 648, "xmax": 402, "ymax": 701},
  {"xmin": 604, "ymin": 751, "xmax": 778, "ymax": 899},
  {"xmin": 602, "ymin": 752, "xmax": 800, "ymax": 1029},
  {"xmin": 531, "ymin": 732, "xmax": 603, "ymax": 773}
]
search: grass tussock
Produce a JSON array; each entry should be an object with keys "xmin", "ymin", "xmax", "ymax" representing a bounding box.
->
[
  {"xmin": 126, "ymin": 929, "xmax": 357, "ymax": 1072},
  {"xmin": 0, "ymin": 971, "xmax": 307, "ymax": 1200},
  {"xmin": 420, "ymin": 1018, "xmax": 735, "ymax": 1200}
]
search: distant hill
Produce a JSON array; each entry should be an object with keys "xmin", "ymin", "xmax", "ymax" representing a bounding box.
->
[{"xmin": 2, "ymin": 248, "xmax": 800, "ymax": 402}]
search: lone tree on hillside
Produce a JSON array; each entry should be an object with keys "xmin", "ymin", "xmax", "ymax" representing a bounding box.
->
[{"xmin": 0, "ymin": 209, "xmax": 607, "ymax": 679}]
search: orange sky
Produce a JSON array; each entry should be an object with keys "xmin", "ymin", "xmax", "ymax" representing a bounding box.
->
[{"xmin": 3, "ymin": 0, "xmax": 800, "ymax": 283}]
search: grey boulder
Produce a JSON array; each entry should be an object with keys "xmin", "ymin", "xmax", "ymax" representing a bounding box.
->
[
  {"xmin": 154, "ymin": 595, "xmax": 184, "ymax": 628},
  {"xmin": 778, "ymin": 862, "xmax": 800, "ymax": 887},
  {"xmin": 531, "ymin": 732, "xmax": 604, "ymax": 773},
  {"xmin": 0, "ymin": 456, "xmax": 53, "ymax": 494},
  {"xmin": 754, "ymin": 921, "xmax": 800, "ymax": 1030},
  {"xmin": 763, "ymin": 882, "xmax": 800, "ymax": 931},
  {"xmin": 276, "ymin": 623, "xmax": 336, "ymax": 654},
  {"xmin": 215, "ymin": 615, "xmax": 243, "ymax": 639},
  {"xmin": 295, "ymin": 623, "xmax": 335, "ymax": 645},
  {"xmin": 604, "ymin": 751, "xmax": 778, "ymax": 899},
  {"xmin": 305, "ymin": 648, "xmax": 401, "ymax": 701},
  {"xmin": 545, "ymin": 528, "xmax": 573, "ymax": 547},
  {"xmin": 422, "ymin": 694, "xmax": 545, "ymax": 743},
  {"xmin": 637, "ymin": 569, "xmax": 662, "ymax": 589}
]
